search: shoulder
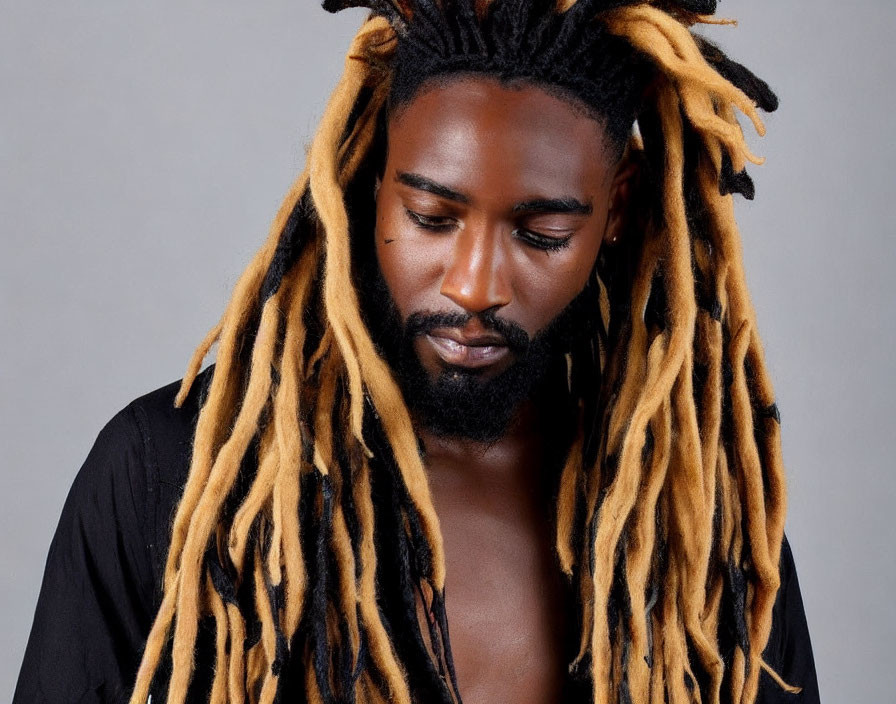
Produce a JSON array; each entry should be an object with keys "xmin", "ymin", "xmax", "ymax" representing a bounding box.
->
[
  {"xmin": 122, "ymin": 363, "xmax": 216, "ymax": 490},
  {"xmin": 63, "ymin": 364, "xmax": 216, "ymax": 593},
  {"xmin": 76, "ymin": 364, "xmax": 215, "ymax": 521},
  {"xmin": 120, "ymin": 364, "xmax": 217, "ymax": 577}
]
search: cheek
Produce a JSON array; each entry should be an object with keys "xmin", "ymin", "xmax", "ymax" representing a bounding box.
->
[
  {"xmin": 374, "ymin": 201, "xmax": 446, "ymax": 317},
  {"xmin": 510, "ymin": 232, "xmax": 603, "ymax": 333}
]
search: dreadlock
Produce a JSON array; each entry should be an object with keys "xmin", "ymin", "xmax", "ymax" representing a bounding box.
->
[{"xmin": 128, "ymin": 1, "xmax": 800, "ymax": 703}]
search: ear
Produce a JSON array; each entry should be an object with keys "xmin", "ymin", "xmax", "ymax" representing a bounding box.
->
[{"xmin": 602, "ymin": 156, "xmax": 640, "ymax": 247}]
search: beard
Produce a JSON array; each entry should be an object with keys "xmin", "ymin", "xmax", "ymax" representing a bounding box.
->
[{"xmin": 359, "ymin": 264, "xmax": 601, "ymax": 443}]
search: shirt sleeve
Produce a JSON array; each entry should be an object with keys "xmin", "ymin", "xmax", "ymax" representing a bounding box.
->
[
  {"xmin": 14, "ymin": 404, "xmax": 158, "ymax": 704},
  {"xmin": 756, "ymin": 534, "xmax": 821, "ymax": 703}
]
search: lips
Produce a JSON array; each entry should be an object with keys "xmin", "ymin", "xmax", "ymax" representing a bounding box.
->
[{"xmin": 425, "ymin": 330, "xmax": 510, "ymax": 369}]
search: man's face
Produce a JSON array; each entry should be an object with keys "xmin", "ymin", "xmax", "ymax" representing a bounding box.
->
[{"xmin": 372, "ymin": 76, "xmax": 627, "ymax": 441}]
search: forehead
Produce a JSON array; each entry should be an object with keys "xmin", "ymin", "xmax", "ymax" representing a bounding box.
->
[{"xmin": 384, "ymin": 76, "xmax": 615, "ymax": 198}]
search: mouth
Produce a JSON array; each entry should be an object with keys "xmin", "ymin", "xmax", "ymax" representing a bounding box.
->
[{"xmin": 424, "ymin": 331, "xmax": 510, "ymax": 369}]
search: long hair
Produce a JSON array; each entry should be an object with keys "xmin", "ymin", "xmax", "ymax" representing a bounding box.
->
[{"xmin": 129, "ymin": 2, "xmax": 799, "ymax": 703}]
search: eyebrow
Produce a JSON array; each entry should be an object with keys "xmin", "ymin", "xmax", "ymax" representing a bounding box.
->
[
  {"xmin": 512, "ymin": 198, "xmax": 593, "ymax": 216},
  {"xmin": 395, "ymin": 171, "xmax": 592, "ymax": 215},
  {"xmin": 396, "ymin": 172, "xmax": 471, "ymax": 204}
]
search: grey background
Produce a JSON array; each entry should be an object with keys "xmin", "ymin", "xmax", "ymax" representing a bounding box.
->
[{"xmin": 2, "ymin": 1, "xmax": 894, "ymax": 701}]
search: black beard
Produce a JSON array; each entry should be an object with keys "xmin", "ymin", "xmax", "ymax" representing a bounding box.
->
[{"xmin": 360, "ymin": 264, "xmax": 600, "ymax": 443}]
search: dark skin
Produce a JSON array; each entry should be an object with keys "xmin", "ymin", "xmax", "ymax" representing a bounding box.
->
[{"xmin": 375, "ymin": 76, "xmax": 635, "ymax": 703}]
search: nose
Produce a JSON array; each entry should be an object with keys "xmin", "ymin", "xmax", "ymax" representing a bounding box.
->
[{"xmin": 439, "ymin": 223, "xmax": 512, "ymax": 314}]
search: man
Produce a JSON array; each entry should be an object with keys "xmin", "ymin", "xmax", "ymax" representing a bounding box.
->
[{"xmin": 15, "ymin": 0, "xmax": 819, "ymax": 702}]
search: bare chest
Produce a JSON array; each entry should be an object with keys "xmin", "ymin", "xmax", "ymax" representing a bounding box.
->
[{"xmin": 427, "ymin": 479, "xmax": 569, "ymax": 704}]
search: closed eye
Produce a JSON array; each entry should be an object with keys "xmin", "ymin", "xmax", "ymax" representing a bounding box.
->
[
  {"xmin": 513, "ymin": 228, "xmax": 573, "ymax": 253},
  {"xmin": 404, "ymin": 208, "xmax": 457, "ymax": 232}
]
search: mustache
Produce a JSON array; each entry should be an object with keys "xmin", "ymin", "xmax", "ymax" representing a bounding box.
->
[{"xmin": 403, "ymin": 310, "xmax": 531, "ymax": 352}]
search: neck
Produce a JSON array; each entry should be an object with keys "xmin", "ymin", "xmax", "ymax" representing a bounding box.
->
[
  {"xmin": 418, "ymin": 398, "xmax": 543, "ymax": 483},
  {"xmin": 416, "ymin": 362, "xmax": 574, "ymax": 495}
]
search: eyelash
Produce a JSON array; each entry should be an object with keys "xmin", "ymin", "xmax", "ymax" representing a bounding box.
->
[{"xmin": 403, "ymin": 208, "xmax": 572, "ymax": 253}]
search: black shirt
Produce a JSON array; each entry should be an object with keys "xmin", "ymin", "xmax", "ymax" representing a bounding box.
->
[{"xmin": 14, "ymin": 366, "xmax": 821, "ymax": 703}]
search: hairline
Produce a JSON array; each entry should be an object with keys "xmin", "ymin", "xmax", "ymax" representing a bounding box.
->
[{"xmin": 385, "ymin": 71, "xmax": 628, "ymax": 165}]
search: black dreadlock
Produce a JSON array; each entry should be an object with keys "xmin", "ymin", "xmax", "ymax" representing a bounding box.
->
[{"xmin": 128, "ymin": 0, "xmax": 794, "ymax": 703}]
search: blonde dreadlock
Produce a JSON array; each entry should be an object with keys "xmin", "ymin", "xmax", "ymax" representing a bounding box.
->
[{"xmin": 129, "ymin": 1, "xmax": 800, "ymax": 703}]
